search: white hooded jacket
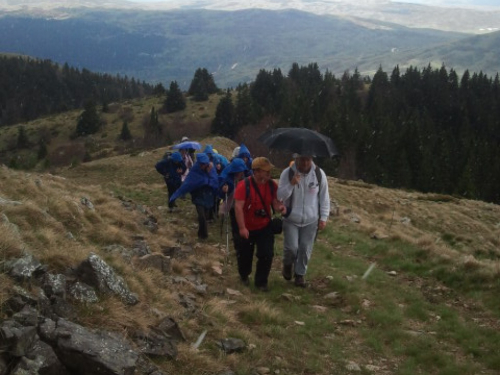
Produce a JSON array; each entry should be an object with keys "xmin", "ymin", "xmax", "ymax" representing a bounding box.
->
[{"xmin": 277, "ymin": 163, "xmax": 330, "ymax": 227}]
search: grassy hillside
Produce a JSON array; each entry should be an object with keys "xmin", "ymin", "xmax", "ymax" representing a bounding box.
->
[
  {"xmin": 1, "ymin": 134, "xmax": 500, "ymax": 374},
  {"xmin": 0, "ymin": 93, "xmax": 221, "ymax": 169}
]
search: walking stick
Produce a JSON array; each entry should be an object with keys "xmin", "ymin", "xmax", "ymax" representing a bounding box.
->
[{"xmin": 224, "ymin": 191, "xmax": 230, "ymax": 267}]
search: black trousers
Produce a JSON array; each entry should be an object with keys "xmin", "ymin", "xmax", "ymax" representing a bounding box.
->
[
  {"xmin": 233, "ymin": 221, "xmax": 274, "ymax": 288},
  {"xmin": 195, "ymin": 204, "xmax": 210, "ymax": 239},
  {"xmin": 166, "ymin": 180, "xmax": 180, "ymax": 209}
]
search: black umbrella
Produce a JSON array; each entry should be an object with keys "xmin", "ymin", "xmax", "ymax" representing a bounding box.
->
[{"xmin": 258, "ymin": 127, "xmax": 338, "ymax": 158}]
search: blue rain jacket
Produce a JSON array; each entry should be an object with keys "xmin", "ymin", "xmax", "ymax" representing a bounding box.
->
[
  {"xmin": 155, "ymin": 152, "xmax": 186, "ymax": 186},
  {"xmin": 169, "ymin": 159, "xmax": 218, "ymax": 207}
]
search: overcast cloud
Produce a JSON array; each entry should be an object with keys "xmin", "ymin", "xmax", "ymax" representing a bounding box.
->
[{"xmin": 127, "ymin": 0, "xmax": 499, "ymax": 8}]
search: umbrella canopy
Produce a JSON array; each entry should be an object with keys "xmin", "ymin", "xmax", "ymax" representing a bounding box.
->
[
  {"xmin": 258, "ymin": 128, "xmax": 338, "ymax": 158},
  {"xmin": 172, "ymin": 141, "xmax": 202, "ymax": 150}
]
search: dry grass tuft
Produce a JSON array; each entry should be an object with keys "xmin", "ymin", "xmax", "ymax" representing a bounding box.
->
[{"xmin": 0, "ymin": 223, "xmax": 24, "ymax": 259}]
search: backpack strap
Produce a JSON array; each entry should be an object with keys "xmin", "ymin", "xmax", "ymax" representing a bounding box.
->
[
  {"xmin": 286, "ymin": 165, "xmax": 323, "ymax": 214},
  {"xmin": 288, "ymin": 165, "xmax": 322, "ymax": 186}
]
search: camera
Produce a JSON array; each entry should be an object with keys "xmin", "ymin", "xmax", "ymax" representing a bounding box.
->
[{"xmin": 254, "ymin": 209, "xmax": 267, "ymax": 217}]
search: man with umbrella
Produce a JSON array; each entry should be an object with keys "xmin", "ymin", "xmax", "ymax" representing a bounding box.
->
[
  {"xmin": 257, "ymin": 127, "xmax": 336, "ymax": 288},
  {"xmin": 277, "ymin": 154, "xmax": 330, "ymax": 287}
]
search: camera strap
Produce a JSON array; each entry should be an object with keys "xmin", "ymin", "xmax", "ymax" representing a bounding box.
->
[{"xmin": 249, "ymin": 177, "xmax": 273, "ymax": 219}]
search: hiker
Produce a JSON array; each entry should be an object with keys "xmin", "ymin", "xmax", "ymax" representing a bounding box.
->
[
  {"xmin": 218, "ymin": 158, "xmax": 247, "ymax": 250},
  {"xmin": 234, "ymin": 157, "xmax": 286, "ymax": 291},
  {"xmin": 178, "ymin": 147, "xmax": 194, "ymax": 182},
  {"xmin": 169, "ymin": 153, "xmax": 218, "ymax": 239},
  {"xmin": 277, "ymin": 155, "xmax": 330, "ymax": 287},
  {"xmin": 203, "ymin": 144, "xmax": 229, "ymax": 171},
  {"xmin": 235, "ymin": 144, "xmax": 253, "ymax": 176},
  {"xmin": 180, "ymin": 136, "xmax": 196, "ymax": 161},
  {"xmin": 155, "ymin": 152, "xmax": 186, "ymax": 211},
  {"xmin": 203, "ymin": 145, "xmax": 229, "ymax": 217}
]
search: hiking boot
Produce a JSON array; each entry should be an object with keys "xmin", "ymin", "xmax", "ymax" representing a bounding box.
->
[
  {"xmin": 240, "ymin": 276, "xmax": 250, "ymax": 287},
  {"xmin": 282, "ymin": 264, "xmax": 292, "ymax": 281},
  {"xmin": 294, "ymin": 274, "xmax": 306, "ymax": 288},
  {"xmin": 256, "ymin": 284, "xmax": 269, "ymax": 292}
]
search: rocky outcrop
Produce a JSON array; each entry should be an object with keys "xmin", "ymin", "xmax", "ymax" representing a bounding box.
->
[
  {"xmin": 1, "ymin": 252, "xmax": 182, "ymax": 375},
  {"xmin": 75, "ymin": 253, "xmax": 139, "ymax": 305}
]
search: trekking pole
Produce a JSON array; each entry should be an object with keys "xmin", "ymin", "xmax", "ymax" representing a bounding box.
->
[{"xmin": 224, "ymin": 192, "xmax": 230, "ymax": 267}]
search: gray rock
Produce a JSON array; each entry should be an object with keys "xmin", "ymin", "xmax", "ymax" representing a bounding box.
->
[
  {"xmin": 10, "ymin": 355, "xmax": 44, "ymax": 375},
  {"xmin": 0, "ymin": 320, "xmax": 37, "ymax": 357},
  {"xmin": 132, "ymin": 240, "xmax": 151, "ymax": 257},
  {"xmin": 38, "ymin": 318, "xmax": 57, "ymax": 344},
  {"xmin": 134, "ymin": 253, "xmax": 171, "ymax": 274},
  {"xmin": 26, "ymin": 339, "xmax": 70, "ymax": 375},
  {"xmin": 75, "ymin": 253, "xmax": 139, "ymax": 305},
  {"xmin": 6, "ymin": 254, "xmax": 47, "ymax": 282},
  {"xmin": 42, "ymin": 273, "xmax": 67, "ymax": 299},
  {"xmin": 4, "ymin": 286, "xmax": 38, "ymax": 314},
  {"xmin": 80, "ymin": 197, "xmax": 94, "ymax": 210},
  {"xmin": 49, "ymin": 296, "xmax": 78, "ymax": 320},
  {"xmin": 51, "ymin": 319, "xmax": 139, "ymax": 375},
  {"xmin": 132, "ymin": 330, "xmax": 177, "ymax": 359},
  {"xmin": 218, "ymin": 338, "xmax": 246, "ymax": 354},
  {"xmin": 12, "ymin": 306, "xmax": 40, "ymax": 327},
  {"xmin": 68, "ymin": 282, "xmax": 99, "ymax": 303},
  {"xmin": 103, "ymin": 244, "xmax": 134, "ymax": 262},
  {"xmin": 154, "ymin": 317, "xmax": 186, "ymax": 342},
  {"xmin": 0, "ymin": 354, "xmax": 8, "ymax": 375}
]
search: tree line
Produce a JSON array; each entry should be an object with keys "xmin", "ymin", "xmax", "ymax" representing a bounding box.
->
[
  {"xmin": 0, "ymin": 56, "xmax": 154, "ymax": 126},
  {"xmin": 208, "ymin": 63, "xmax": 500, "ymax": 204}
]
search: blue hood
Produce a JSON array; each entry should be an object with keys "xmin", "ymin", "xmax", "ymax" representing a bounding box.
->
[
  {"xmin": 170, "ymin": 152, "xmax": 182, "ymax": 163},
  {"xmin": 196, "ymin": 153, "xmax": 210, "ymax": 164},
  {"xmin": 238, "ymin": 144, "xmax": 251, "ymax": 159},
  {"xmin": 203, "ymin": 144, "xmax": 214, "ymax": 155}
]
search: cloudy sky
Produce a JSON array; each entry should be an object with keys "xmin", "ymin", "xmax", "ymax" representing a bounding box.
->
[{"xmin": 127, "ymin": 0, "xmax": 499, "ymax": 8}]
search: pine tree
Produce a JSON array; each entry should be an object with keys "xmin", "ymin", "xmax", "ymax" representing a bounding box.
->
[
  {"xmin": 75, "ymin": 100, "xmax": 101, "ymax": 136},
  {"xmin": 188, "ymin": 68, "xmax": 218, "ymax": 101},
  {"xmin": 16, "ymin": 126, "xmax": 29, "ymax": 149},
  {"xmin": 119, "ymin": 121, "xmax": 132, "ymax": 141},
  {"xmin": 234, "ymin": 84, "xmax": 256, "ymax": 128},
  {"xmin": 211, "ymin": 90, "xmax": 235, "ymax": 138},
  {"xmin": 37, "ymin": 138, "xmax": 48, "ymax": 160},
  {"xmin": 163, "ymin": 81, "xmax": 186, "ymax": 113}
]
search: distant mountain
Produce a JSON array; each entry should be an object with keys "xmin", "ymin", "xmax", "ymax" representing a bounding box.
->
[
  {"xmin": 3, "ymin": 0, "xmax": 497, "ymax": 34},
  {"xmin": 0, "ymin": 1, "xmax": 499, "ymax": 88},
  {"xmin": 0, "ymin": 8, "xmax": 469, "ymax": 88}
]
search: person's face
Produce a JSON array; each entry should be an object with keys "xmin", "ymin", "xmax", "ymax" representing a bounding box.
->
[
  {"xmin": 179, "ymin": 149, "xmax": 187, "ymax": 155},
  {"xmin": 296, "ymin": 156, "xmax": 313, "ymax": 173},
  {"xmin": 200, "ymin": 163, "xmax": 210, "ymax": 172},
  {"xmin": 253, "ymin": 168, "xmax": 271, "ymax": 183}
]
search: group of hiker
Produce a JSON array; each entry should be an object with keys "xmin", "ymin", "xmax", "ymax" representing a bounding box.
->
[{"xmin": 155, "ymin": 137, "xmax": 330, "ymax": 291}]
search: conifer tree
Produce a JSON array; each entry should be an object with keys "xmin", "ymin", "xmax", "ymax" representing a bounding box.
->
[
  {"xmin": 37, "ymin": 138, "xmax": 48, "ymax": 160},
  {"xmin": 188, "ymin": 68, "xmax": 218, "ymax": 101},
  {"xmin": 211, "ymin": 90, "xmax": 235, "ymax": 138},
  {"xmin": 119, "ymin": 121, "xmax": 132, "ymax": 141},
  {"xmin": 75, "ymin": 100, "xmax": 101, "ymax": 136},
  {"xmin": 16, "ymin": 126, "xmax": 29, "ymax": 149},
  {"xmin": 163, "ymin": 81, "xmax": 186, "ymax": 113},
  {"xmin": 234, "ymin": 84, "xmax": 256, "ymax": 128}
]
